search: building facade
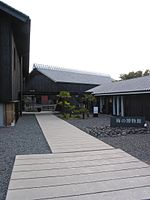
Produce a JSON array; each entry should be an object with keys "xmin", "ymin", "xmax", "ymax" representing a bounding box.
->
[
  {"xmin": 24, "ymin": 64, "xmax": 112, "ymax": 111},
  {"xmin": 88, "ymin": 76, "xmax": 150, "ymax": 120},
  {"xmin": 0, "ymin": 2, "xmax": 30, "ymax": 126}
]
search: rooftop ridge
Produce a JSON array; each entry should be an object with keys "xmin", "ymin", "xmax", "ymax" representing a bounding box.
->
[{"xmin": 33, "ymin": 63, "xmax": 110, "ymax": 77}]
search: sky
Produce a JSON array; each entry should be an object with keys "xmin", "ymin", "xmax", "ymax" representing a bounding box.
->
[{"xmin": 3, "ymin": 0, "xmax": 150, "ymax": 79}]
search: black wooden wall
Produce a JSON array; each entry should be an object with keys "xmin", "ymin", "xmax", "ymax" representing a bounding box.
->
[
  {"xmin": 0, "ymin": 15, "xmax": 22, "ymax": 103},
  {"xmin": 11, "ymin": 36, "xmax": 21, "ymax": 101},
  {"xmin": 0, "ymin": 17, "xmax": 12, "ymax": 102},
  {"xmin": 97, "ymin": 94, "xmax": 150, "ymax": 120},
  {"xmin": 25, "ymin": 70, "xmax": 57, "ymax": 94},
  {"xmin": 124, "ymin": 94, "xmax": 150, "ymax": 120},
  {"xmin": 24, "ymin": 70, "xmax": 99, "ymax": 95}
]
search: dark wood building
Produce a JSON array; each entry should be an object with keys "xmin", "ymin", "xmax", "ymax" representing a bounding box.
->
[
  {"xmin": 24, "ymin": 64, "xmax": 112, "ymax": 111},
  {"xmin": 88, "ymin": 75, "xmax": 150, "ymax": 120},
  {"xmin": 0, "ymin": 1, "xmax": 30, "ymax": 126}
]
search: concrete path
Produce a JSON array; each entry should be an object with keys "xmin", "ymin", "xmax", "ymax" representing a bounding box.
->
[{"xmin": 6, "ymin": 113, "xmax": 150, "ymax": 199}]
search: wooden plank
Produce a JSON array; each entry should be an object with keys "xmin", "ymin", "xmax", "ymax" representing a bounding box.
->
[
  {"xmin": 13, "ymin": 156, "xmax": 138, "ymax": 172},
  {"xmin": 43, "ymin": 186, "xmax": 150, "ymax": 200},
  {"xmin": 10, "ymin": 160, "xmax": 147, "ymax": 180},
  {"xmin": 15, "ymin": 149, "xmax": 123, "ymax": 160},
  {"xmin": 6, "ymin": 176, "xmax": 150, "ymax": 200},
  {"xmin": 14, "ymin": 150, "xmax": 130, "ymax": 165},
  {"xmin": 9, "ymin": 167, "xmax": 150, "ymax": 190}
]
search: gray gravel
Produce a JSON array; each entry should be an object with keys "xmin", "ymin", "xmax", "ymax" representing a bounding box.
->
[
  {"xmin": 0, "ymin": 114, "xmax": 51, "ymax": 200},
  {"xmin": 66, "ymin": 114, "xmax": 110, "ymax": 129},
  {"xmin": 66, "ymin": 114, "xmax": 150, "ymax": 165}
]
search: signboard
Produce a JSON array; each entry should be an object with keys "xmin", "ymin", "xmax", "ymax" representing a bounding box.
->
[
  {"xmin": 93, "ymin": 107, "xmax": 98, "ymax": 114},
  {"xmin": 93, "ymin": 106, "xmax": 98, "ymax": 117},
  {"xmin": 110, "ymin": 116, "xmax": 145, "ymax": 127}
]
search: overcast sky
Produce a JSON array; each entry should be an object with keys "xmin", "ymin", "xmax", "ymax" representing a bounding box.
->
[{"xmin": 3, "ymin": 0, "xmax": 150, "ymax": 79}]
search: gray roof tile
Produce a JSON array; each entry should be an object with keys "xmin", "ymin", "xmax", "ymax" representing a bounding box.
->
[
  {"xmin": 88, "ymin": 75, "xmax": 150, "ymax": 95},
  {"xmin": 34, "ymin": 64, "xmax": 112, "ymax": 85}
]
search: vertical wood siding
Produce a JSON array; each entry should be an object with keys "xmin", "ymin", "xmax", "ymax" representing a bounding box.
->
[
  {"xmin": 124, "ymin": 94, "xmax": 150, "ymax": 120},
  {"xmin": 0, "ymin": 17, "xmax": 12, "ymax": 102},
  {"xmin": 11, "ymin": 34, "xmax": 21, "ymax": 100}
]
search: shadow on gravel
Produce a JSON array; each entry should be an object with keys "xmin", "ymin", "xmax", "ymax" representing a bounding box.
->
[{"xmin": 0, "ymin": 114, "xmax": 51, "ymax": 200}]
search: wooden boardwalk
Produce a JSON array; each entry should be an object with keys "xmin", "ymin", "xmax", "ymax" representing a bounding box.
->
[
  {"xmin": 6, "ymin": 113, "xmax": 150, "ymax": 200},
  {"xmin": 36, "ymin": 114, "xmax": 113, "ymax": 153}
]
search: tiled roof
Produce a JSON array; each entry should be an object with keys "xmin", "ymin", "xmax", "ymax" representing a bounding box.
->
[
  {"xmin": 88, "ymin": 75, "xmax": 150, "ymax": 95},
  {"xmin": 34, "ymin": 64, "xmax": 112, "ymax": 85}
]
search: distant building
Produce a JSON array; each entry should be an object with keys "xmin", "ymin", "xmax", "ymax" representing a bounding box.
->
[
  {"xmin": 24, "ymin": 64, "xmax": 112, "ymax": 111},
  {"xmin": 88, "ymin": 75, "xmax": 150, "ymax": 120},
  {"xmin": 0, "ymin": 1, "xmax": 30, "ymax": 126}
]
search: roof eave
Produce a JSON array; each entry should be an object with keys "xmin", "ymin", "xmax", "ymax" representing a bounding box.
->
[
  {"xmin": 94, "ymin": 90, "xmax": 150, "ymax": 96},
  {"xmin": 0, "ymin": 1, "xmax": 29, "ymax": 22},
  {"xmin": 56, "ymin": 81, "xmax": 100, "ymax": 85}
]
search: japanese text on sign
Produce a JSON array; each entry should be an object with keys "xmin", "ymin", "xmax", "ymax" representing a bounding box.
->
[{"xmin": 110, "ymin": 116, "xmax": 145, "ymax": 127}]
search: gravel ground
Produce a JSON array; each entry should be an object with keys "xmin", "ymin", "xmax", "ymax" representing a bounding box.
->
[
  {"xmin": 0, "ymin": 114, "xmax": 51, "ymax": 200},
  {"xmin": 66, "ymin": 114, "xmax": 150, "ymax": 165}
]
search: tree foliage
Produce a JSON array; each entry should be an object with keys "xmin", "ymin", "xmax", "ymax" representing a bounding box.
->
[
  {"xmin": 57, "ymin": 91, "xmax": 71, "ymax": 99},
  {"xmin": 57, "ymin": 91, "xmax": 71, "ymax": 116},
  {"xmin": 81, "ymin": 94, "xmax": 96, "ymax": 109},
  {"xmin": 120, "ymin": 69, "xmax": 150, "ymax": 80},
  {"xmin": 143, "ymin": 69, "xmax": 150, "ymax": 76},
  {"xmin": 57, "ymin": 91, "xmax": 96, "ymax": 119}
]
